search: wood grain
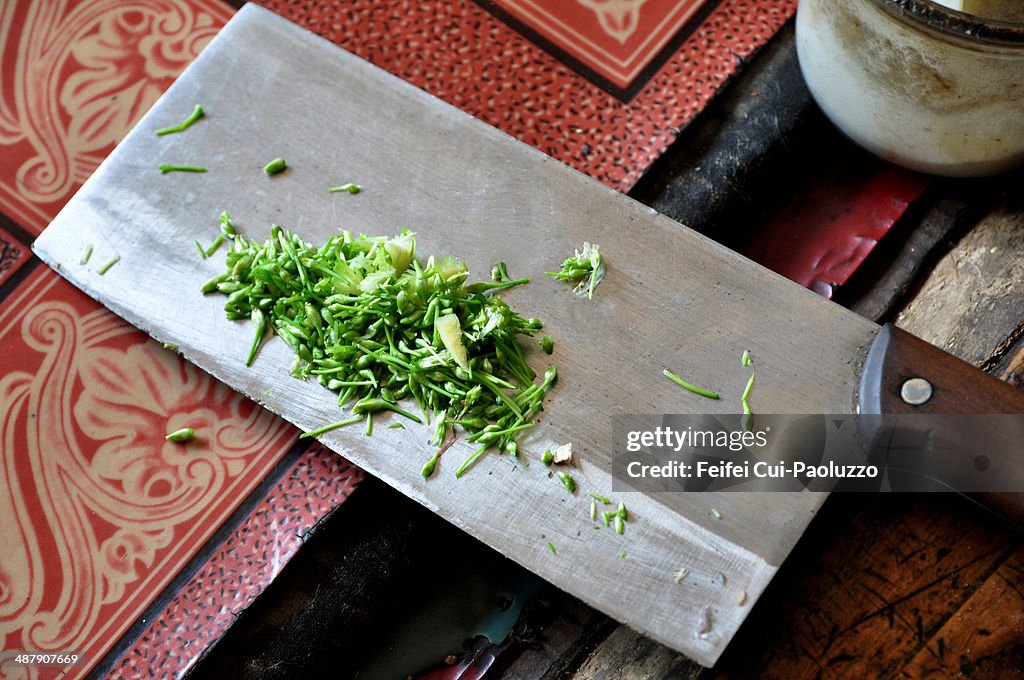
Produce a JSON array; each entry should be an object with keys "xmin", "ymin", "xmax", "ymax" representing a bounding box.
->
[{"xmin": 30, "ymin": 5, "xmax": 881, "ymax": 666}]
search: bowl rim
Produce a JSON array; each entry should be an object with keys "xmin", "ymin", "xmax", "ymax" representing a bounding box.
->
[{"xmin": 870, "ymin": 0, "xmax": 1024, "ymax": 47}]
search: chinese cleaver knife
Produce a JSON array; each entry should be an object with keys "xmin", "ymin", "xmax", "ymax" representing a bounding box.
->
[{"xmin": 32, "ymin": 5, "xmax": 1024, "ymax": 667}]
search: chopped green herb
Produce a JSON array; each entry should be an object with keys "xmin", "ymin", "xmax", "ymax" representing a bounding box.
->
[
  {"xmin": 710, "ymin": 507, "xmax": 723, "ymax": 520},
  {"xmin": 299, "ymin": 415, "xmax": 364, "ymax": 439},
  {"xmin": 546, "ymin": 242, "xmax": 605, "ymax": 300},
  {"xmin": 165, "ymin": 427, "xmax": 195, "ymax": 443},
  {"xmin": 588, "ymin": 491, "xmax": 612, "ymax": 505},
  {"xmin": 155, "ymin": 104, "xmax": 205, "ymax": 136},
  {"xmin": 590, "ymin": 499, "xmax": 597, "ymax": 521},
  {"xmin": 741, "ymin": 373, "xmax": 755, "ymax": 412},
  {"xmin": 163, "ymin": 342, "xmax": 179, "ymax": 351},
  {"xmin": 158, "ymin": 164, "xmax": 207, "ymax": 173},
  {"xmin": 328, "ymin": 182, "xmax": 361, "ymax": 194},
  {"xmin": 207, "ymin": 226, "xmax": 555, "ymax": 478},
  {"xmin": 194, "ymin": 240, "xmax": 208, "ymax": 259},
  {"xmin": 741, "ymin": 350, "xmax": 752, "ymax": 366},
  {"xmin": 663, "ymin": 369, "xmax": 719, "ymax": 400},
  {"xmin": 263, "ymin": 157, "xmax": 288, "ymax": 175},
  {"xmin": 420, "ymin": 451, "xmax": 440, "ymax": 478},
  {"xmin": 616, "ymin": 502, "xmax": 629, "ymax": 522},
  {"xmin": 96, "ymin": 254, "xmax": 120, "ymax": 275},
  {"xmin": 601, "ymin": 511, "xmax": 612, "ymax": 528},
  {"xmin": 614, "ymin": 515, "xmax": 625, "ymax": 535},
  {"xmin": 80, "ymin": 244, "xmax": 93, "ymax": 265},
  {"xmin": 672, "ymin": 567, "xmax": 689, "ymax": 584},
  {"xmin": 620, "ymin": 550, "xmax": 627, "ymax": 559},
  {"xmin": 388, "ymin": 422, "xmax": 406, "ymax": 430},
  {"xmin": 205, "ymin": 234, "xmax": 225, "ymax": 257},
  {"xmin": 547, "ymin": 541, "xmax": 557, "ymax": 556},
  {"xmin": 542, "ymin": 449, "xmax": 554, "ymax": 466},
  {"xmin": 557, "ymin": 471, "xmax": 576, "ymax": 493},
  {"xmin": 540, "ymin": 335, "xmax": 554, "ymax": 354}
]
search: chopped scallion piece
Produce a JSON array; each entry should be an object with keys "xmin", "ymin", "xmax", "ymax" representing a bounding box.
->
[
  {"xmin": 155, "ymin": 104, "xmax": 205, "ymax": 136},
  {"xmin": 80, "ymin": 244, "xmax": 93, "ymax": 265},
  {"xmin": 328, "ymin": 182, "xmax": 361, "ymax": 194},
  {"xmin": 663, "ymin": 369, "xmax": 719, "ymax": 400},
  {"xmin": 299, "ymin": 415, "xmax": 364, "ymax": 439},
  {"xmin": 158, "ymin": 164, "xmax": 207, "ymax": 173},
  {"xmin": 557, "ymin": 471, "xmax": 576, "ymax": 493},
  {"xmin": 547, "ymin": 541, "xmax": 557, "ymax": 556},
  {"xmin": 588, "ymin": 491, "xmax": 612, "ymax": 505},
  {"xmin": 540, "ymin": 335, "xmax": 554, "ymax": 354},
  {"xmin": 420, "ymin": 451, "xmax": 440, "ymax": 478},
  {"xmin": 96, "ymin": 254, "xmax": 120, "ymax": 275},
  {"xmin": 263, "ymin": 157, "xmax": 288, "ymax": 175},
  {"xmin": 165, "ymin": 427, "xmax": 195, "ymax": 443}
]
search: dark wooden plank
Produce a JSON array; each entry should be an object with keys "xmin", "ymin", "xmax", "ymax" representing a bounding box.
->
[{"xmin": 898, "ymin": 548, "xmax": 1024, "ymax": 679}]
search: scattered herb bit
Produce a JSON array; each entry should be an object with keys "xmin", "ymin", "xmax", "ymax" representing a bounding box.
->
[
  {"xmin": 695, "ymin": 606, "xmax": 713, "ymax": 638},
  {"xmin": 194, "ymin": 240, "xmax": 208, "ymax": 259},
  {"xmin": 673, "ymin": 567, "xmax": 690, "ymax": 584},
  {"xmin": 601, "ymin": 510, "xmax": 614, "ymax": 528},
  {"xmin": 557, "ymin": 471, "xmax": 576, "ymax": 493},
  {"xmin": 80, "ymin": 244, "xmax": 93, "ymax": 265},
  {"xmin": 620, "ymin": 550, "xmax": 627, "ymax": 559},
  {"xmin": 328, "ymin": 182, "xmax": 361, "ymax": 194},
  {"xmin": 205, "ymin": 234, "xmax": 225, "ymax": 257},
  {"xmin": 206, "ymin": 226, "xmax": 555, "ymax": 477},
  {"xmin": 540, "ymin": 334, "xmax": 554, "ymax": 355},
  {"xmin": 663, "ymin": 369, "xmax": 719, "ymax": 400},
  {"xmin": 616, "ymin": 502, "xmax": 629, "ymax": 522},
  {"xmin": 158, "ymin": 164, "xmax": 207, "ymax": 173},
  {"xmin": 163, "ymin": 342, "xmax": 179, "ymax": 351},
  {"xmin": 547, "ymin": 541, "xmax": 557, "ymax": 556},
  {"xmin": 710, "ymin": 507, "xmax": 723, "ymax": 520},
  {"xmin": 542, "ymin": 449, "xmax": 554, "ymax": 466},
  {"xmin": 263, "ymin": 157, "xmax": 287, "ymax": 175},
  {"xmin": 614, "ymin": 515, "xmax": 625, "ymax": 535},
  {"xmin": 741, "ymin": 373, "xmax": 755, "ymax": 415},
  {"xmin": 155, "ymin": 104, "xmax": 205, "ymax": 136},
  {"xmin": 299, "ymin": 415, "xmax": 364, "ymax": 439},
  {"xmin": 588, "ymin": 491, "xmax": 612, "ymax": 505},
  {"xmin": 165, "ymin": 427, "xmax": 195, "ymax": 443},
  {"xmin": 741, "ymin": 350, "xmax": 752, "ymax": 366},
  {"xmin": 388, "ymin": 422, "xmax": 406, "ymax": 430},
  {"xmin": 420, "ymin": 451, "xmax": 440, "ymax": 478},
  {"xmin": 546, "ymin": 242, "xmax": 605, "ymax": 300},
  {"xmin": 96, "ymin": 254, "xmax": 120, "ymax": 275},
  {"xmin": 590, "ymin": 499, "xmax": 597, "ymax": 521},
  {"xmin": 737, "ymin": 591, "xmax": 748, "ymax": 606},
  {"xmin": 491, "ymin": 262, "xmax": 508, "ymax": 282}
]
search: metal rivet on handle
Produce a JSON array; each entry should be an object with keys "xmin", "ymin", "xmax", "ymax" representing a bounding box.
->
[{"xmin": 900, "ymin": 377, "xmax": 933, "ymax": 406}]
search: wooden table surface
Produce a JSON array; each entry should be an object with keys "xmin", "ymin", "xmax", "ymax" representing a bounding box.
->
[{"xmin": 185, "ymin": 25, "xmax": 1024, "ymax": 680}]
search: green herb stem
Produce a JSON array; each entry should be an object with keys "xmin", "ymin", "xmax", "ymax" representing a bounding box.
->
[
  {"xmin": 96, "ymin": 254, "xmax": 120, "ymax": 275},
  {"xmin": 158, "ymin": 164, "xmax": 207, "ymax": 174},
  {"xmin": 299, "ymin": 415, "xmax": 364, "ymax": 439},
  {"xmin": 155, "ymin": 105, "xmax": 205, "ymax": 136},
  {"xmin": 663, "ymin": 369, "xmax": 719, "ymax": 400},
  {"xmin": 263, "ymin": 157, "xmax": 288, "ymax": 175},
  {"xmin": 165, "ymin": 427, "xmax": 195, "ymax": 443}
]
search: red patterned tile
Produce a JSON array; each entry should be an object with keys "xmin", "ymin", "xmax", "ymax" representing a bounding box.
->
[
  {"xmin": 0, "ymin": 0, "xmax": 234, "ymax": 235},
  {"xmin": 256, "ymin": 0, "xmax": 796, "ymax": 191},
  {"xmin": 492, "ymin": 0, "xmax": 713, "ymax": 90},
  {"xmin": 113, "ymin": 445, "xmax": 364, "ymax": 679},
  {"xmin": 0, "ymin": 267, "xmax": 298, "ymax": 680}
]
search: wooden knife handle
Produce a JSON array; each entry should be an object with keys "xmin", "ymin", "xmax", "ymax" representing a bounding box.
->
[{"xmin": 859, "ymin": 323, "xmax": 1024, "ymax": 525}]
